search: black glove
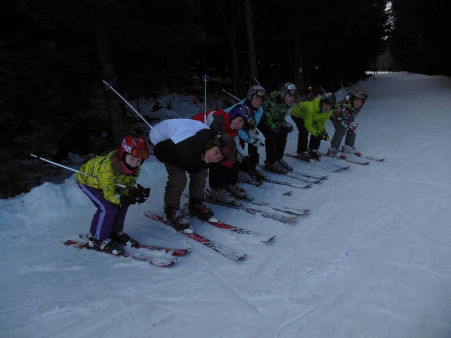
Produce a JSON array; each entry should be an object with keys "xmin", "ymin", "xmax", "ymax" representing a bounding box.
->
[
  {"xmin": 137, "ymin": 184, "xmax": 151, "ymax": 204},
  {"xmin": 119, "ymin": 186, "xmax": 141, "ymax": 207},
  {"xmin": 318, "ymin": 130, "xmax": 329, "ymax": 141},
  {"xmin": 119, "ymin": 194, "xmax": 137, "ymax": 207},
  {"xmin": 278, "ymin": 123, "xmax": 294, "ymax": 134}
]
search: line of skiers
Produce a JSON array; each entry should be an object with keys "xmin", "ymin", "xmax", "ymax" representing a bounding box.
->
[{"xmin": 76, "ymin": 83, "xmax": 368, "ymax": 254}]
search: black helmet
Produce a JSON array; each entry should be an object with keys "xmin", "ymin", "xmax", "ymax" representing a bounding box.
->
[
  {"xmin": 280, "ymin": 82, "xmax": 297, "ymax": 100},
  {"xmin": 320, "ymin": 92, "xmax": 337, "ymax": 106},
  {"xmin": 246, "ymin": 85, "xmax": 266, "ymax": 101},
  {"xmin": 205, "ymin": 133, "xmax": 237, "ymax": 163}
]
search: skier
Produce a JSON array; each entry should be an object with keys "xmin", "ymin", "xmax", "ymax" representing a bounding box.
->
[
  {"xmin": 290, "ymin": 92, "xmax": 337, "ymax": 161},
  {"xmin": 76, "ymin": 135, "xmax": 151, "ymax": 255},
  {"xmin": 259, "ymin": 82, "xmax": 297, "ymax": 174},
  {"xmin": 224, "ymin": 85, "xmax": 267, "ymax": 180},
  {"xmin": 327, "ymin": 91, "xmax": 368, "ymax": 157},
  {"xmin": 193, "ymin": 104, "xmax": 255, "ymax": 204},
  {"xmin": 149, "ymin": 119, "xmax": 237, "ymax": 230}
]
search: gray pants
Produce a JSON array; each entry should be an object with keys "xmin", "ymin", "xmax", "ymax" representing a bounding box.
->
[
  {"xmin": 163, "ymin": 163, "xmax": 208, "ymax": 208},
  {"xmin": 330, "ymin": 118, "xmax": 356, "ymax": 149}
]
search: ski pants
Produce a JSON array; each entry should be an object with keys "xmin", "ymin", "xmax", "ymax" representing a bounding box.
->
[
  {"xmin": 163, "ymin": 163, "xmax": 208, "ymax": 208},
  {"xmin": 290, "ymin": 115, "xmax": 322, "ymax": 153},
  {"xmin": 258, "ymin": 122, "xmax": 288, "ymax": 165},
  {"xmin": 78, "ymin": 183, "xmax": 128, "ymax": 240},
  {"xmin": 209, "ymin": 163, "xmax": 239, "ymax": 189},
  {"xmin": 330, "ymin": 118, "xmax": 356, "ymax": 149}
]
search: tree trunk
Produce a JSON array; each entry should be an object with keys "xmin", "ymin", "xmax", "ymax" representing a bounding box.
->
[
  {"xmin": 244, "ymin": 0, "xmax": 258, "ymax": 85},
  {"xmin": 94, "ymin": 18, "xmax": 128, "ymax": 146}
]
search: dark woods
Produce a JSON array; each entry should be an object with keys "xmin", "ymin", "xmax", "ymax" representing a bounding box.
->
[{"xmin": 0, "ymin": 0, "xmax": 445, "ymax": 197}]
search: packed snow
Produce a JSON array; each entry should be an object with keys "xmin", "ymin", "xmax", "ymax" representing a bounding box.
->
[{"xmin": 1, "ymin": 72, "xmax": 451, "ymax": 338}]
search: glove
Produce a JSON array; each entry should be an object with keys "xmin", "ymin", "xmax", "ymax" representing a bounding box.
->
[
  {"xmin": 119, "ymin": 194, "xmax": 138, "ymax": 207},
  {"xmin": 318, "ymin": 130, "xmax": 329, "ymax": 141},
  {"xmin": 348, "ymin": 121, "xmax": 358, "ymax": 133},
  {"xmin": 137, "ymin": 184, "xmax": 150, "ymax": 204},
  {"xmin": 278, "ymin": 123, "xmax": 294, "ymax": 134},
  {"xmin": 248, "ymin": 137, "xmax": 261, "ymax": 147},
  {"xmin": 238, "ymin": 155, "xmax": 254, "ymax": 173}
]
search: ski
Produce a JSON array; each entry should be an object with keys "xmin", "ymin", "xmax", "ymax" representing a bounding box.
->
[
  {"xmin": 187, "ymin": 215, "xmax": 276, "ymax": 242},
  {"xmin": 260, "ymin": 166, "xmax": 320, "ymax": 184},
  {"xmin": 262, "ymin": 166, "xmax": 322, "ymax": 185},
  {"xmin": 284, "ymin": 153, "xmax": 350, "ymax": 171},
  {"xmin": 133, "ymin": 243, "xmax": 191, "ymax": 256},
  {"xmin": 239, "ymin": 172, "xmax": 309, "ymax": 191},
  {"xmin": 362, "ymin": 155, "xmax": 384, "ymax": 162},
  {"xmin": 203, "ymin": 193, "xmax": 302, "ymax": 222},
  {"xmin": 340, "ymin": 147, "xmax": 385, "ymax": 161},
  {"xmin": 144, "ymin": 212, "xmax": 247, "ymax": 261},
  {"xmin": 64, "ymin": 239, "xmax": 177, "ymax": 267},
  {"xmin": 79, "ymin": 234, "xmax": 191, "ymax": 257},
  {"xmin": 323, "ymin": 152, "xmax": 370, "ymax": 165},
  {"xmin": 245, "ymin": 200, "xmax": 309, "ymax": 216}
]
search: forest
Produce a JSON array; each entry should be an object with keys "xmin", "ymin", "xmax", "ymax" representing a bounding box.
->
[{"xmin": 0, "ymin": 0, "xmax": 448, "ymax": 197}]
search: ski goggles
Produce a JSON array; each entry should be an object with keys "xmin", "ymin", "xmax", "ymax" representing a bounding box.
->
[
  {"xmin": 130, "ymin": 148, "xmax": 151, "ymax": 160},
  {"xmin": 253, "ymin": 89, "xmax": 266, "ymax": 98},
  {"xmin": 354, "ymin": 92, "xmax": 368, "ymax": 100}
]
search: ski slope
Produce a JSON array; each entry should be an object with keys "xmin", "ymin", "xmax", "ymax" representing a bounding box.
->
[{"xmin": 1, "ymin": 72, "xmax": 451, "ymax": 338}]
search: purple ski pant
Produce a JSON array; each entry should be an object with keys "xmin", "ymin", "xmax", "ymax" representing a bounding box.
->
[{"xmin": 78, "ymin": 183, "xmax": 129, "ymax": 240}]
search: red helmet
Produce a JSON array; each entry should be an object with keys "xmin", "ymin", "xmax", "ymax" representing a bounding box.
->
[{"xmin": 119, "ymin": 135, "xmax": 150, "ymax": 162}]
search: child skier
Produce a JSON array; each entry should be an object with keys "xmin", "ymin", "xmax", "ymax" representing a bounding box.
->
[
  {"xmin": 328, "ymin": 91, "xmax": 368, "ymax": 157},
  {"xmin": 290, "ymin": 92, "xmax": 337, "ymax": 161},
  {"xmin": 76, "ymin": 135, "xmax": 151, "ymax": 255},
  {"xmin": 259, "ymin": 82, "xmax": 297, "ymax": 173},
  {"xmin": 192, "ymin": 103, "xmax": 255, "ymax": 205},
  {"xmin": 224, "ymin": 85, "xmax": 267, "ymax": 180}
]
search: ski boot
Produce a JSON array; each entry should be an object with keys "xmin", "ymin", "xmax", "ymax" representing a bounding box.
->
[
  {"xmin": 209, "ymin": 188, "xmax": 241, "ymax": 206},
  {"xmin": 278, "ymin": 158, "xmax": 293, "ymax": 171},
  {"xmin": 188, "ymin": 197, "xmax": 216, "ymax": 221},
  {"xmin": 308, "ymin": 149, "xmax": 321, "ymax": 160},
  {"xmin": 264, "ymin": 161, "xmax": 288, "ymax": 174},
  {"xmin": 225, "ymin": 184, "xmax": 254, "ymax": 201},
  {"xmin": 87, "ymin": 237, "xmax": 125, "ymax": 255},
  {"xmin": 163, "ymin": 205, "xmax": 191, "ymax": 231},
  {"xmin": 296, "ymin": 151, "xmax": 311, "ymax": 162},
  {"xmin": 342, "ymin": 145, "xmax": 361, "ymax": 157},
  {"xmin": 110, "ymin": 230, "xmax": 139, "ymax": 247}
]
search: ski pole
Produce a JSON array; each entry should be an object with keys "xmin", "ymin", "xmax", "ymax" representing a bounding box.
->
[
  {"xmin": 221, "ymin": 89, "xmax": 241, "ymax": 102},
  {"xmin": 308, "ymin": 86, "xmax": 314, "ymax": 100},
  {"xmin": 183, "ymin": 92, "xmax": 212, "ymax": 113},
  {"xmin": 102, "ymin": 80, "xmax": 163, "ymax": 139},
  {"xmin": 339, "ymin": 80, "xmax": 347, "ymax": 100},
  {"xmin": 30, "ymin": 154, "xmax": 127, "ymax": 188},
  {"xmin": 202, "ymin": 75, "xmax": 210, "ymax": 124}
]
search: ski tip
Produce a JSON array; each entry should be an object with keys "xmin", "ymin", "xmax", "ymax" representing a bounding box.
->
[
  {"xmin": 180, "ymin": 227, "xmax": 195, "ymax": 234},
  {"xmin": 150, "ymin": 258, "xmax": 177, "ymax": 267},
  {"xmin": 261, "ymin": 235, "xmax": 276, "ymax": 242}
]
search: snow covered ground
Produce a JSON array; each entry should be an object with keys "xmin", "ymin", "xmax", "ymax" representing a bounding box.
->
[{"xmin": 1, "ymin": 72, "xmax": 451, "ymax": 338}]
